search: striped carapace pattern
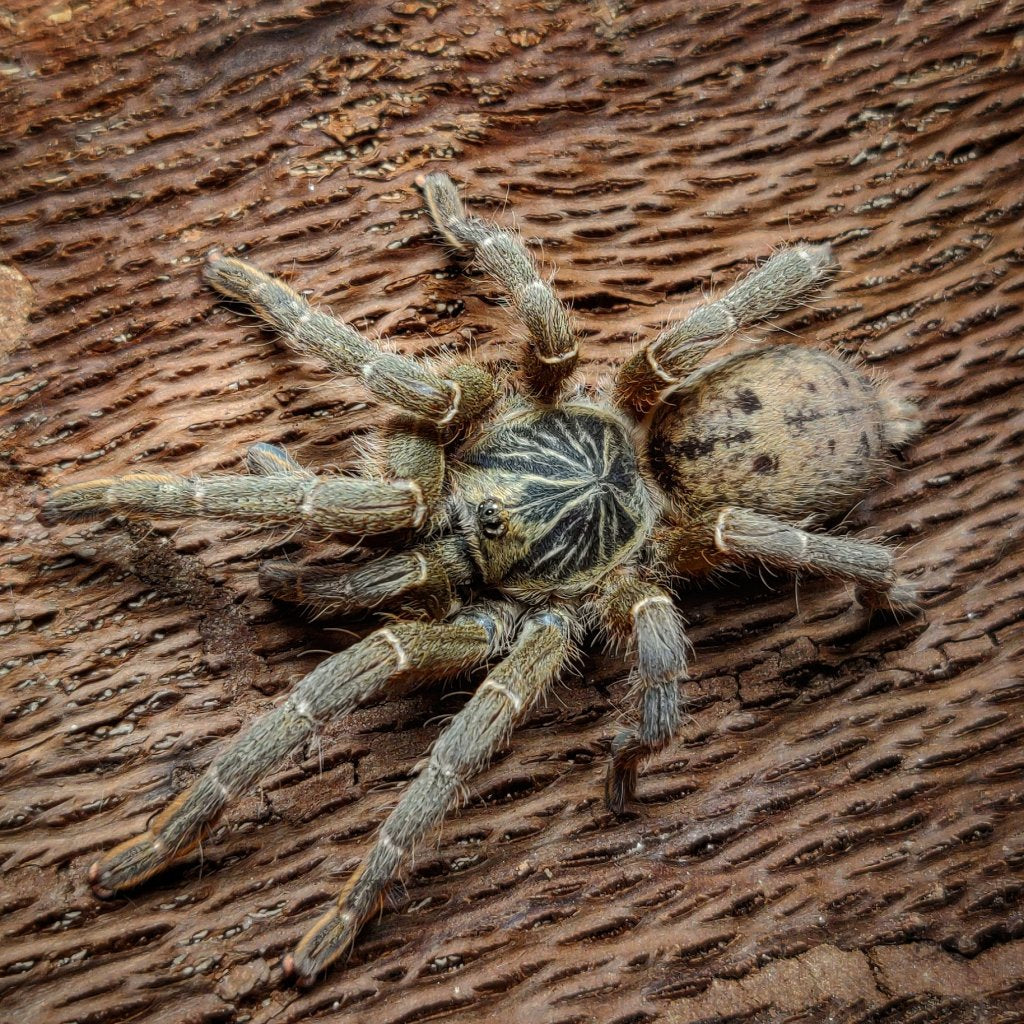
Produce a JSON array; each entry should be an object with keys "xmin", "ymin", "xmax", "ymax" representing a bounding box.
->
[{"xmin": 456, "ymin": 408, "xmax": 647, "ymax": 586}]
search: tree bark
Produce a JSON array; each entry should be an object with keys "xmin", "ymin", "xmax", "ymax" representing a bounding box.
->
[{"xmin": 2, "ymin": 2, "xmax": 1022, "ymax": 1022}]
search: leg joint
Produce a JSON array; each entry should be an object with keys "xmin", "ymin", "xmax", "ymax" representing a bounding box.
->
[
  {"xmin": 645, "ymin": 345, "xmax": 677, "ymax": 384},
  {"xmin": 401, "ymin": 480, "xmax": 428, "ymax": 528},
  {"xmin": 630, "ymin": 594, "xmax": 673, "ymax": 621},
  {"xmin": 479, "ymin": 678, "xmax": 523, "ymax": 713},
  {"xmin": 437, "ymin": 380, "xmax": 463, "ymax": 426},
  {"xmin": 290, "ymin": 697, "xmax": 319, "ymax": 728},
  {"xmin": 535, "ymin": 346, "xmax": 579, "ymax": 365},
  {"xmin": 378, "ymin": 628, "xmax": 410, "ymax": 671},
  {"xmin": 454, "ymin": 609, "xmax": 503, "ymax": 651}
]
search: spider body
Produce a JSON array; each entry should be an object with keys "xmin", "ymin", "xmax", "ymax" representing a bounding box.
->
[{"xmin": 40, "ymin": 171, "xmax": 919, "ymax": 984}]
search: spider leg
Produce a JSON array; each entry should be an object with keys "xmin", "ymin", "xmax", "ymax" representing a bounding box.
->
[
  {"xmin": 418, "ymin": 171, "xmax": 579, "ymax": 399},
  {"xmin": 614, "ymin": 244, "xmax": 837, "ymax": 414},
  {"xmin": 285, "ymin": 607, "xmax": 573, "ymax": 984},
  {"xmin": 246, "ymin": 442, "xmax": 316, "ymax": 479},
  {"xmin": 595, "ymin": 575, "xmax": 689, "ymax": 814},
  {"xmin": 713, "ymin": 507, "xmax": 917, "ymax": 612},
  {"xmin": 39, "ymin": 471, "xmax": 431, "ymax": 534},
  {"xmin": 203, "ymin": 254, "xmax": 495, "ymax": 425},
  {"xmin": 40, "ymin": 423, "xmax": 447, "ymax": 535},
  {"xmin": 87, "ymin": 611, "xmax": 507, "ymax": 898},
  {"xmin": 260, "ymin": 537, "xmax": 474, "ymax": 617}
]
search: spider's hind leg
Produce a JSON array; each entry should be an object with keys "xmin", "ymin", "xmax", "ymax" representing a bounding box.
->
[
  {"xmin": 615, "ymin": 244, "xmax": 837, "ymax": 415},
  {"xmin": 713, "ymin": 507, "xmax": 917, "ymax": 613}
]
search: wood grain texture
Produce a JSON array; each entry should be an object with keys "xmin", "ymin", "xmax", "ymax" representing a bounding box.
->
[{"xmin": 2, "ymin": 1, "xmax": 1023, "ymax": 1022}]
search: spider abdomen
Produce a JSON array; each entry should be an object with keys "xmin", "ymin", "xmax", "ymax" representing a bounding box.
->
[
  {"xmin": 648, "ymin": 345, "xmax": 896, "ymax": 523},
  {"xmin": 454, "ymin": 406, "xmax": 651, "ymax": 594}
]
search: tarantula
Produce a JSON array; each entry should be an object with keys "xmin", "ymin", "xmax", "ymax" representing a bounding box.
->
[{"xmin": 40, "ymin": 171, "xmax": 919, "ymax": 984}]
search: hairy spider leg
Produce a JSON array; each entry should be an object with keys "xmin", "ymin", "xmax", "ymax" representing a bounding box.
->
[
  {"xmin": 260, "ymin": 537, "xmax": 474, "ymax": 618},
  {"xmin": 88, "ymin": 613, "xmax": 506, "ymax": 898},
  {"xmin": 595, "ymin": 574, "xmax": 690, "ymax": 813},
  {"xmin": 419, "ymin": 171, "xmax": 579, "ymax": 399},
  {"xmin": 285, "ymin": 608, "xmax": 573, "ymax": 984},
  {"xmin": 39, "ymin": 471, "xmax": 431, "ymax": 534},
  {"xmin": 40, "ymin": 423, "xmax": 450, "ymax": 536},
  {"xmin": 615, "ymin": 244, "xmax": 837, "ymax": 414},
  {"xmin": 204, "ymin": 254, "xmax": 495, "ymax": 425},
  {"xmin": 713, "ymin": 508, "xmax": 918, "ymax": 613}
]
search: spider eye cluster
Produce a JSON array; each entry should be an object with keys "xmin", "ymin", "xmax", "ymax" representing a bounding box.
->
[{"xmin": 477, "ymin": 498, "xmax": 507, "ymax": 538}]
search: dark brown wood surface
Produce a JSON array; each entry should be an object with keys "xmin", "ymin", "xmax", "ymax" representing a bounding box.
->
[{"xmin": 2, "ymin": 2, "xmax": 1023, "ymax": 1022}]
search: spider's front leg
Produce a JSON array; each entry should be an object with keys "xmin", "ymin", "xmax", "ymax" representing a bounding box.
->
[
  {"xmin": 259, "ymin": 536, "xmax": 473, "ymax": 618},
  {"xmin": 419, "ymin": 171, "xmax": 579, "ymax": 399},
  {"xmin": 203, "ymin": 253, "xmax": 495, "ymax": 425},
  {"xmin": 39, "ymin": 422, "xmax": 447, "ymax": 537},
  {"xmin": 39, "ymin": 471, "xmax": 430, "ymax": 533},
  {"xmin": 286, "ymin": 608, "xmax": 573, "ymax": 984},
  {"xmin": 594, "ymin": 574, "xmax": 690, "ymax": 814},
  {"xmin": 89, "ymin": 612, "xmax": 506, "ymax": 898},
  {"xmin": 227, "ymin": 438, "xmax": 467, "ymax": 615}
]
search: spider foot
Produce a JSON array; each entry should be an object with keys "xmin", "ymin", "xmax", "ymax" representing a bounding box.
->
[
  {"xmin": 88, "ymin": 829, "xmax": 186, "ymax": 898},
  {"xmin": 284, "ymin": 900, "xmax": 371, "ymax": 987},
  {"xmin": 856, "ymin": 576, "xmax": 920, "ymax": 617},
  {"xmin": 36, "ymin": 478, "xmax": 118, "ymax": 524},
  {"xmin": 605, "ymin": 730, "xmax": 642, "ymax": 816}
]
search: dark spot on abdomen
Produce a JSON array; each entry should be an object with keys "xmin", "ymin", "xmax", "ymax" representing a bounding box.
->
[
  {"xmin": 734, "ymin": 387, "xmax": 762, "ymax": 413},
  {"xmin": 677, "ymin": 435, "xmax": 717, "ymax": 460},
  {"xmin": 827, "ymin": 362, "xmax": 852, "ymax": 389},
  {"xmin": 752, "ymin": 454, "xmax": 779, "ymax": 474},
  {"xmin": 647, "ymin": 431, "xmax": 679, "ymax": 491},
  {"xmin": 784, "ymin": 406, "xmax": 827, "ymax": 434}
]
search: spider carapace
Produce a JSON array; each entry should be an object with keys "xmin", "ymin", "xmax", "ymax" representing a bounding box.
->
[
  {"xmin": 40, "ymin": 171, "xmax": 919, "ymax": 984},
  {"xmin": 455, "ymin": 405, "xmax": 650, "ymax": 593}
]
